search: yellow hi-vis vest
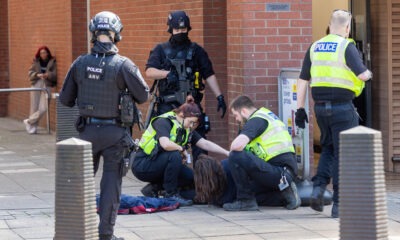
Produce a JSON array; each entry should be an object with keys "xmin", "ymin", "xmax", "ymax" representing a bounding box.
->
[
  {"xmin": 310, "ymin": 34, "xmax": 365, "ymax": 97},
  {"xmin": 138, "ymin": 111, "xmax": 190, "ymax": 156},
  {"xmin": 245, "ymin": 107, "xmax": 295, "ymax": 162}
]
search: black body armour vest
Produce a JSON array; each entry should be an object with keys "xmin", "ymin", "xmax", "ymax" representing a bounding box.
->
[
  {"xmin": 159, "ymin": 42, "xmax": 198, "ymax": 96},
  {"xmin": 76, "ymin": 54, "xmax": 126, "ymax": 118}
]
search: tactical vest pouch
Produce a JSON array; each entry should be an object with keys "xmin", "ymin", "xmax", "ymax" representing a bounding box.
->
[
  {"xmin": 74, "ymin": 116, "xmax": 86, "ymax": 132},
  {"xmin": 120, "ymin": 91, "xmax": 135, "ymax": 127}
]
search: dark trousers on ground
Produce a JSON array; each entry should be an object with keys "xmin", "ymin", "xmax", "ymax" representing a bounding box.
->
[
  {"xmin": 313, "ymin": 101, "xmax": 359, "ymax": 204},
  {"xmin": 79, "ymin": 124, "xmax": 127, "ymax": 236},
  {"xmin": 227, "ymin": 151, "xmax": 294, "ymax": 200},
  {"xmin": 132, "ymin": 150, "xmax": 194, "ymax": 193},
  {"xmin": 217, "ymin": 159, "xmax": 284, "ymax": 206}
]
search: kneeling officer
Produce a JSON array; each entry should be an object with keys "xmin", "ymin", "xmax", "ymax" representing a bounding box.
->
[
  {"xmin": 132, "ymin": 96, "xmax": 229, "ymax": 206},
  {"xmin": 223, "ymin": 95, "xmax": 301, "ymax": 211}
]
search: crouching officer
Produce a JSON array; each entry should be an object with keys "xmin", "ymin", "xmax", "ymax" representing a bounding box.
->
[
  {"xmin": 145, "ymin": 10, "xmax": 227, "ymax": 164},
  {"xmin": 223, "ymin": 95, "xmax": 301, "ymax": 211},
  {"xmin": 59, "ymin": 11, "xmax": 149, "ymax": 240},
  {"xmin": 133, "ymin": 96, "xmax": 229, "ymax": 206}
]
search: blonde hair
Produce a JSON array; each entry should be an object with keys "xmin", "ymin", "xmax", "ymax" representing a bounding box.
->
[{"xmin": 330, "ymin": 9, "xmax": 352, "ymax": 29}]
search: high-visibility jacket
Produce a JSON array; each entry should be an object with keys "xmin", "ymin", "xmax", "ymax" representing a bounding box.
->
[
  {"xmin": 310, "ymin": 34, "xmax": 364, "ymax": 97},
  {"xmin": 139, "ymin": 111, "xmax": 189, "ymax": 156},
  {"xmin": 245, "ymin": 108, "xmax": 294, "ymax": 161}
]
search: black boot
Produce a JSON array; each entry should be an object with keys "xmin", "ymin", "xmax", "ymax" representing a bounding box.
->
[
  {"xmin": 281, "ymin": 181, "xmax": 301, "ymax": 210},
  {"xmin": 310, "ymin": 185, "xmax": 325, "ymax": 212},
  {"xmin": 141, "ymin": 183, "xmax": 160, "ymax": 198},
  {"xmin": 164, "ymin": 192, "xmax": 193, "ymax": 207},
  {"xmin": 331, "ymin": 202, "xmax": 339, "ymax": 218},
  {"xmin": 223, "ymin": 198, "xmax": 259, "ymax": 211}
]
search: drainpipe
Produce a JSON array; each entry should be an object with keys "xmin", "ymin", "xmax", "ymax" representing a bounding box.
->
[{"xmin": 87, "ymin": 0, "xmax": 91, "ymax": 53}]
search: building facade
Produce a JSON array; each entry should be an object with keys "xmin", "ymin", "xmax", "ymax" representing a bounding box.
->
[{"xmin": 1, "ymin": 0, "xmax": 398, "ymax": 173}]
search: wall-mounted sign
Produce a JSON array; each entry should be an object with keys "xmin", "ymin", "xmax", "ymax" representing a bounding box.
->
[{"xmin": 278, "ymin": 68, "xmax": 310, "ymax": 180}]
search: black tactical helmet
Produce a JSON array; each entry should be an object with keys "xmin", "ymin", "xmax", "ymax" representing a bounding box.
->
[
  {"xmin": 167, "ymin": 10, "xmax": 192, "ymax": 33},
  {"xmin": 89, "ymin": 11, "xmax": 123, "ymax": 42}
]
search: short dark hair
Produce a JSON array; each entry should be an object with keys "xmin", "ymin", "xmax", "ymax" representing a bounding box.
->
[{"xmin": 229, "ymin": 95, "xmax": 255, "ymax": 111}]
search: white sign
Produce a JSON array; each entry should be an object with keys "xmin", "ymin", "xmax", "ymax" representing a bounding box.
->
[{"xmin": 278, "ymin": 69, "xmax": 310, "ymax": 180}]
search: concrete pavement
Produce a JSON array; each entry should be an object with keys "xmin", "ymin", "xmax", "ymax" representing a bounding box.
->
[{"xmin": 0, "ymin": 117, "xmax": 399, "ymax": 240}]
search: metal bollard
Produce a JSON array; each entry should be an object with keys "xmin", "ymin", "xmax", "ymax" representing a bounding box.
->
[
  {"xmin": 339, "ymin": 126, "xmax": 389, "ymax": 240},
  {"xmin": 55, "ymin": 95, "xmax": 79, "ymax": 142},
  {"xmin": 54, "ymin": 138, "xmax": 98, "ymax": 240}
]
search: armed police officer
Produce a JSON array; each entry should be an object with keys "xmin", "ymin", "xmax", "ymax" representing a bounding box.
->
[
  {"xmin": 295, "ymin": 9, "xmax": 372, "ymax": 218},
  {"xmin": 144, "ymin": 10, "xmax": 227, "ymax": 163},
  {"xmin": 59, "ymin": 11, "xmax": 149, "ymax": 240},
  {"xmin": 223, "ymin": 95, "xmax": 301, "ymax": 211}
]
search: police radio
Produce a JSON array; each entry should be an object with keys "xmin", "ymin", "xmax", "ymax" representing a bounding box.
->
[{"xmin": 119, "ymin": 90, "xmax": 135, "ymax": 127}]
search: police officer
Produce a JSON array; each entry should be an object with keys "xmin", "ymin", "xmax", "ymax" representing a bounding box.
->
[
  {"xmin": 132, "ymin": 96, "xmax": 229, "ymax": 206},
  {"xmin": 59, "ymin": 11, "xmax": 149, "ymax": 240},
  {"xmin": 223, "ymin": 95, "xmax": 301, "ymax": 211},
  {"xmin": 295, "ymin": 9, "xmax": 372, "ymax": 218},
  {"xmin": 145, "ymin": 10, "xmax": 227, "ymax": 163}
]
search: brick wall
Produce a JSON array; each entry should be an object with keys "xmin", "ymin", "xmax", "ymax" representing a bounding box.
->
[
  {"xmin": 8, "ymin": 0, "xmax": 74, "ymax": 128},
  {"xmin": 226, "ymin": 0, "xmax": 312, "ymax": 143},
  {"xmin": 202, "ymin": 0, "xmax": 228, "ymax": 149},
  {"xmin": 6, "ymin": 0, "xmax": 311, "ymax": 155},
  {"xmin": 0, "ymin": 0, "xmax": 9, "ymax": 116},
  {"xmin": 89, "ymin": 1, "xmax": 229, "ymax": 148}
]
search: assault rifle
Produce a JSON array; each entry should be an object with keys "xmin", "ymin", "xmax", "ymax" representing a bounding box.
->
[
  {"xmin": 144, "ymin": 80, "xmax": 159, "ymax": 130},
  {"xmin": 162, "ymin": 58, "xmax": 191, "ymax": 105}
]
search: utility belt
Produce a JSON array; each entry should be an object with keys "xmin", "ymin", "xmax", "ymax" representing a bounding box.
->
[
  {"xmin": 159, "ymin": 90, "xmax": 203, "ymax": 105},
  {"xmin": 314, "ymin": 100, "xmax": 352, "ymax": 106},
  {"xmin": 85, "ymin": 117, "xmax": 118, "ymax": 125}
]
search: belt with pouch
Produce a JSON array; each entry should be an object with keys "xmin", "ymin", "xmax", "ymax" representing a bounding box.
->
[
  {"xmin": 314, "ymin": 100, "xmax": 351, "ymax": 106},
  {"xmin": 85, "ymin": 117, "xmax": 117, "ymax": 125}
]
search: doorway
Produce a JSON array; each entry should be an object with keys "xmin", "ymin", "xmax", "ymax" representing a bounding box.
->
[{"xmin": 351, "ymin": 0, "xmax": 372, "ymax": 127}]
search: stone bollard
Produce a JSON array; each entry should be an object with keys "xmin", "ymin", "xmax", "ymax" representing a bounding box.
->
[
  {"xmin": 56, "ymin": 95, "xmax": 79, "ymax": 142},
  {"xmin": 339, "ymin": 126, "xmax": 389, "ymax": 240},
  {"xmin": 54, "ymin": 138, "xmax": 98, "ymax": 240}
]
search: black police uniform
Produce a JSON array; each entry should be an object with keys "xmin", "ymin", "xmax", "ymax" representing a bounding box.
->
[
  {"xmin": 59, "ymin": 41, "xmax": 149, "ymax": 236},
  {"xmin": 228, "ymin": 115, "xmax": 298, "ymax": 201},
  {"xmin": 132, "ymin": 117, "xmax": 202, "ymax": 195},
  {"xmin": 299, "ymin": 41, "xmax": 367, "ymax": 211},
  {"xmin": 146, "ymin": 38, "xmax": 215, "ymax": 161}
]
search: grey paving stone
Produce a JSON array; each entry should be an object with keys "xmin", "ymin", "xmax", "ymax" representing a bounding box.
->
[
  {"xmin": 12, "ymin": 227, "xmax": 54, "ymax": 240},
  {"xmin": 0, "ymin": 229, "xmax": 23, "ymax": 240},
  {"xmin": 131, "ymin": 225, "xmax": 199, "ymax": 239},
  {"xmin": 0, "ymin": 194, "xmax": 50, "ymax": 210}
]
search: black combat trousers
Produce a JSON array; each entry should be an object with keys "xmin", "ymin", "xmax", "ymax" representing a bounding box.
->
[
  {"xmin": 79, "ymin": 124, "xmax": 127, "ymax": 236},
  {"xmin": 228, "ymin": 151, "xmax": 296, "ymax": 200},
  {"xmin": 132, "ymin": 150, "xmax": 194, "ymax": 194}
]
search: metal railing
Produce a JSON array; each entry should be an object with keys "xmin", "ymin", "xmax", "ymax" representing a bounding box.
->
[{"xmin": 0, "ymin": 87, "xmax": 51, "ymax": 134}]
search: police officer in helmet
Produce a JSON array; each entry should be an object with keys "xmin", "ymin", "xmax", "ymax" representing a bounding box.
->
[
  {"xmin": 59, "ymin": 11, "xmax": 149, "ymax": 240},
  {"xmin": 145, "ymin": 10, "xmax": 227, "ymax": 164}
]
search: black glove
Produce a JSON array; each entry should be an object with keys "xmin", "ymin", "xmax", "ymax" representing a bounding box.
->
[
  {"xmin": 295, "ymin": 108, "xmax": 308, "ymax": 129},
  {"xmin": 217, "ymin": 95, "xmax": 227, "ymax": 118},
  {"xmin": 166, "ymin": 70, "xmax": 178, "ymax": 88}
]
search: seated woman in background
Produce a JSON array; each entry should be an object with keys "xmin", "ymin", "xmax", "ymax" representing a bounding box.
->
[{"xmin": 24, "ymin": 45, "xmax": 57, "ymax": 134}]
